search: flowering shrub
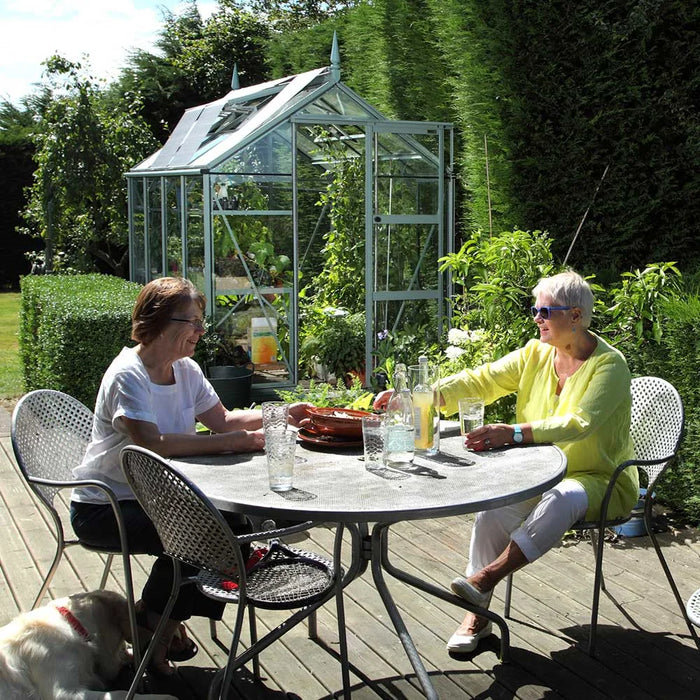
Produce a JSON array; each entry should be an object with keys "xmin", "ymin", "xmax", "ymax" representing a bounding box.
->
[{"xmin": 441, "ymin": 326, "xmax": 495, "ymax": 375}]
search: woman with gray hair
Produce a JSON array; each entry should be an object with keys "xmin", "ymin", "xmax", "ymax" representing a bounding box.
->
[
  {"xmin": 376, "ymin": 270, "xmax": 637, "ymax": 653},
  {"xmin": 441, "ymin": 269, "xmax": 637, "ymax": 652}
]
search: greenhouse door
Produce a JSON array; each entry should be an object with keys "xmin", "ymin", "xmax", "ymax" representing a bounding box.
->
[{"xmin": 364, "ymin": 121, "xmax": 453, "ymax": 374}]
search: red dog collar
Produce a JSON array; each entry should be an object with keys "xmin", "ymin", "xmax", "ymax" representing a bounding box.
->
[{"xmin": 56, "ymin": 605, "xmax": 92, "ymax": 642}]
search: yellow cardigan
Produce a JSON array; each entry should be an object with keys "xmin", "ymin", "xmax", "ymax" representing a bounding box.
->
[{"xmin": 440, "ymin": 334, "xmax": 638, "ymax": 520}]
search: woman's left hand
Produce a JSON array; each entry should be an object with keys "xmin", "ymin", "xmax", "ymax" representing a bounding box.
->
[
  {"xmin": 465, "ymin": 423, "xmax": 513, "ymax": 451},
  {"xmin": 288, "ymin": 402, "xmax": 313, "ymax": 429}
]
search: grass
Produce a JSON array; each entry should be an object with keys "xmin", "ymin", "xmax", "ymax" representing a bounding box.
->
[{"xmin": 0, "ymin": 293, "xmax": 23, "ymax": 400}]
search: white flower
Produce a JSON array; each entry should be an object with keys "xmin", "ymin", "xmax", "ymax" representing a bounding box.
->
[
  {"xmin": 445, "ymin": 345, "xmax": 465, "ymax": 359},
  {"xmin": 322, "ymin": 306, "xmax": 348, "ymax": 317},
  {"xmin": 448, "ymin": 327, "xmax": 471, "ymax": 345}
]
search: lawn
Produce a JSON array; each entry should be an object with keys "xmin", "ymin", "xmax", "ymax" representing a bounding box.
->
[{"xmin": 0, "ymin": 292, "xmax": 23, "ymax": 400}]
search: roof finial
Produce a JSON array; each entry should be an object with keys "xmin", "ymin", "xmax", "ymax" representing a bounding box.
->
[
  {"xmin": 330, "ymin": 31, "xmax": 340, "ymax": 81},
  {"xmin": 231, "ymin": 63, "xmax": 240, "ymax": 90}
]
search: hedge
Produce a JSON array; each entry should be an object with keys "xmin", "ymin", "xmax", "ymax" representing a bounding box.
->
[{"xmin": 19, "ymin": 274, "xmax": 141, "ymax": 408}]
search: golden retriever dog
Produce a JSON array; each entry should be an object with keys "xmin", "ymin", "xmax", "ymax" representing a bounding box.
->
[{"xmin": 0, "ymin": 589, "xmax": 177, "ymax": 700}]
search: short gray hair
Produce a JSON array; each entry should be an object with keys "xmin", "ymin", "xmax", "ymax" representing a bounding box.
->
[{"xmin": 532, "ymin": 270, "xmax": 594, "ymax": 328}]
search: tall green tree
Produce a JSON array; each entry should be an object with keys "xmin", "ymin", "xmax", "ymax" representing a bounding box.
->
[
  {"xmin": 116, "ymin": 0, "xmax": 270, "ymax": 140},
  {"xmin": 21, "ymin": 56, "xmax": 158, "ymax": 276},
  {"xmin": 0, "ymin": 98, "xmax": 43, "ymax": 286}
]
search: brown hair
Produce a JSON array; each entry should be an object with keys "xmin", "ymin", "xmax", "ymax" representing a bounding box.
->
[{"xmin": 131, "ymin": 277, "xmax": 205, "ymax": 345}]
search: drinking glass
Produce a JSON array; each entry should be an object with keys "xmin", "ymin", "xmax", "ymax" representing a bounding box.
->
[
  {"xmin": 458, "ymin": 398, "xmax": 484, "ymax": 449},
  {"xmin": 265, "ymin": 429, "xmax": 297, "ymax": 492},
  {"xmin": 262, "ymin": 401, "xmax": 289, "ymax": 433},
  {"xmin": 362, "ymin": 415, "xmax": 386, "ymax": 469}
]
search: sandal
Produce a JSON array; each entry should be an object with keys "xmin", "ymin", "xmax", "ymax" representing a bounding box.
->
[
  {"xmin": 135, "ymin": 607, "xmax": 199, "ymax": 662},
  {"xmin": 166, "ymin": 626, "xmax": 198, "ymax": 662}
]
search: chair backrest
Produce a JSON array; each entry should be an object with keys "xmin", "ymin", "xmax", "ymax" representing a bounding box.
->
[
  {"xmin": 120, "ymin": 446, "xmax": 246, "ymax": 580},
  {"xmin": 11, "ymin": 390, "xmax": 94, "ymax": 510},
  {"xmin": 630, "ymin": 376, "xmax": 684, "ymax": 487}
]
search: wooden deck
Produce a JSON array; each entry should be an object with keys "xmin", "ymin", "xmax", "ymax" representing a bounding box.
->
[{"xmin": 2, "ymin": 422, "xmax": 700, "ymax": 699}]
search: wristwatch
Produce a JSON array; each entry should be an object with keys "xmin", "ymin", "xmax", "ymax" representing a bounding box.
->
[{"xmin": 512, "ymin": 424, "xmax": 524, "ymax": 444}]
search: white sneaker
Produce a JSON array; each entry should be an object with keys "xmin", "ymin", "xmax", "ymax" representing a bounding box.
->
[
  {"xmin": 450, "ymin": 577, "xmax": 492, "ymax": 607},
  {"xmin": 446, "ymin": 621, "xmax": 493, "ymax": 653}
]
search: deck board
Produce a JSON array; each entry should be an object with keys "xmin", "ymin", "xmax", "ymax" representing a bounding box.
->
[{"xmin": 1, "ymin": 433, "xmax": 699, "ymax": 699}]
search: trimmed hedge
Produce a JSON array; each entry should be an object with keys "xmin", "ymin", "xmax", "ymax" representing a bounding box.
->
[{"xmin": 19, "ymin": 274, "xmax": 141, "ymax": 408}]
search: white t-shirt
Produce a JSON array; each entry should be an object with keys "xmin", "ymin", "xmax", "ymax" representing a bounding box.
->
[{"xmin": 72, "ymin": 347, "xmax": 220, "ymax": 503}]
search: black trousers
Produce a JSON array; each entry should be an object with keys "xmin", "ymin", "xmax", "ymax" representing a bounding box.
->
[{"xmin": 70, "ymin": 499, "xmax": 250, "ymax": 621}]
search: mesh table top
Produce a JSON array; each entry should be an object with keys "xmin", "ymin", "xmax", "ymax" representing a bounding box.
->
[{"xmin": 171, "ymin": 432, "xmax": 566, "ymax": 523}]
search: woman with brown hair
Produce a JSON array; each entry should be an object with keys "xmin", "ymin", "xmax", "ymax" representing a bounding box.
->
[{"xmin": 70, "ymin": 277, "xmax": 310, "ymax": 674}]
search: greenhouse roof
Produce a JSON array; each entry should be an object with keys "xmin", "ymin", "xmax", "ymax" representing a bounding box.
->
[{"xmin": 129, "ymin": 60, "xmax": 386, "ymax": 175}]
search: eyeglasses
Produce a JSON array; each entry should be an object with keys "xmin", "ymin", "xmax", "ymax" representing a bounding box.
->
[
  {"xmin": 170, "ymin": 317, "xmax": 206, "ymax": 331},
  {"xmin": 530, "ymin": 306, "xmax": 571, "ymax": 319}
]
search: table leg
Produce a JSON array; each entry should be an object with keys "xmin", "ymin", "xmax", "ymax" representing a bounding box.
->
[
  {"xmin": 370, "ymin": 523, "xmax": 440, "ymax": 700},
  {"xmin": 369, "ymin": 522, "xmax": 511, "ymax": 698}
]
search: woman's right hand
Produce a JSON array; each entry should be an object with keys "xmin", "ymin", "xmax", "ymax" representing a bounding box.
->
[
  {"xmin": 373, "ymin": 390, "xmax": 394, "ymax": 411},
  {"xmin": 226, "ymin": 428, "xmax": 265, "ymax": 453}
]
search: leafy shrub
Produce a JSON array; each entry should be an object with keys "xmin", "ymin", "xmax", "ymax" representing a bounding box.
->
[
  {"xmin": 19, "ymin": 274, "xmax": 140, "ymax": 407},
  {"xmin": 277, "ymin": 376, "xmax": 374, "ymax": 410},
  {"xmin": 299, "ymin": 306, "xmax": 366, "ymax": 380},
  {"xmin": 618, "ymin": 295, "xmax": 700, "ymax": 523},
  {"xmin": 439, "ymin": 229, "xmax": 561, "ymax": 359}
]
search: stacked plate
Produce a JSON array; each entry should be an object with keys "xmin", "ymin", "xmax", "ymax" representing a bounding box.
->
[{"xmin": 298, "ymin": 407, "xmax": 372, "ymax": 448}]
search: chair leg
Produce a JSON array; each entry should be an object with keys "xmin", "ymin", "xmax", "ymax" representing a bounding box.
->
[
  {"xmin": 215, "ymin": 600, "xmax": 248, "ymax": 700},
  {"xmin": 33, "ymin": 545, "xmax": 63, "ymax": 609},
  {"xmin": 645, "ymin": 510, "xmax": 700, "ymax": 651},
  {"xmin": 248, "ymin": 604, "xmax": 260, "ymax": 680},
  {"xmin": 98, "ymin": 553, "xmax": 115, "ymax": 590},
  {"xmin": 209, "ymin": 618, "xmax": 229, "ymax": 655},
  {"xmin": 126, "ymin": 562, "xmax": 182, "ymax": 700},
  {"xmin": 504, "ymin": 573, "xmax": 513, "ymax": 617},
  {"xmin": 588, "ymin": 530, "xmax": 606, "ymax": 591},
  {"xmin": 587, "ymin": 526, "xmax": 607, "ymax": 656},
  {"xmin": 32, "ymin": 513, "xmax": 66, "ymax": 609}
]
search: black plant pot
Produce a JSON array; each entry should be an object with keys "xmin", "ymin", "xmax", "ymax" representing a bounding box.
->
[{"xmin": 206, "ymin": 363, "xmax": 254, "ymax": 409}]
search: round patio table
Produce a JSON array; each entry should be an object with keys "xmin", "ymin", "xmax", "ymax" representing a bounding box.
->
[{"xmin": 171, "ymin": 432, "xmax": 566, "ymax": 699}]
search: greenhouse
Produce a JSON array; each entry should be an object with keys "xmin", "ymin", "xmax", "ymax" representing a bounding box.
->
[{"xmin": 126, "ymin": 36, "xmax": 454, "ymax": 395}]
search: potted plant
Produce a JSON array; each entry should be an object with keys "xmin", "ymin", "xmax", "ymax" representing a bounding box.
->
[
  {"xmin": 300, "ymin": 307, "xmax": 366, "ymax": 387},
  {"xmin": 196, "ymin": 327, "xmax": 254, "ymax": 409}
]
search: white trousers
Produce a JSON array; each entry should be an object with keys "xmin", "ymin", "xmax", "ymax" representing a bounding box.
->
[{"xmin": 465, "ymin": 478, "xmax": 589, "ymax": 577}]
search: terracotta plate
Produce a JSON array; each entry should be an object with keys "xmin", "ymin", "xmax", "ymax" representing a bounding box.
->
[{"xmin": 298, "ymin": 427, "xmax": 362, "ymax": 449}]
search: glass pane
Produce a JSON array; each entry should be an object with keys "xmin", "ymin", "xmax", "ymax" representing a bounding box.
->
[
  {"xmin": 374, "ymin": 224, "xmax": 439, "ymax": 291},
  {"xmin": 376, "ymin": 132, "xmax": 439, "ymax": 178},
  {"xmin": 214, "ymin": 214, "xmax": 293, "ymax": 293},
  {"xmin": 373, "ymin": 298, "xmax": 440, "ymax": 355},
  {"xmin": 165, "ymin": 177, "xmax": 182, "ymax": 275},
  {"xmin": 130, "ymin": 177, "xmax": 146, "ymax": 284},
  {"xmin": 211, "ymin": 175, "xmax": 293, "ymax": 212},
  {"xmin": 212, "ymin": 297, "xmax": 291, "ymax": 386},
  {"xmin": 185, "ymin": 177, "xmax": 205, "ymax": 290},
  {"xmin": 298, "ymin": 86, "xmax": 375, "ymax": 120},
  {"xmin": 147, "ymin": 179, "xmax": 162, "ymax": 279},
  {"xmin": 218, "ymin": 125, "xmax": 292, "ymax": 174},
  {"xmin": 296, "ymin": 123, "xmax": 365, "ymax": 166},
  {"xmin": 375, "ymin": 176, "xmax": 439, "ymax": 216}
]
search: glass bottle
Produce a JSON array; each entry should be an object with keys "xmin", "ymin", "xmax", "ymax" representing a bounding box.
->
[
  {"xmin": 385, "ymin": 364, "xmax": 415, "ymax": 467},
  {"xmin": 412, "ymin": 355, "xmax": 436, "ymax": 454}
]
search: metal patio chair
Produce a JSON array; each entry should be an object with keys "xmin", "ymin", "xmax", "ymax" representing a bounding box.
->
[
  {"xmin": 686, "ymin": 588, "xmax": 700, "ymax": 629},
  {"xmin": 11, "ymin": 389, "xmax": 142, "ymax": 668},
  {"xmin": 504, "ymin": 375, "xmax": 700, "ymax": 655},
  {"xmin": 120, "ymin": 445, "xmax": 350, "ymax": 700}
]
